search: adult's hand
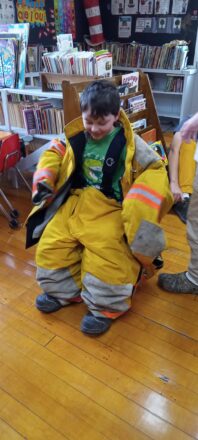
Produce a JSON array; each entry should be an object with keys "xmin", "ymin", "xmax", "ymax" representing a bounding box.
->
[
  {"xmin": 180, "ymin": 112, "xmax": 198, "ymax": 141},
  {"xmin": 170, "ymin": 181, "xmax": 183, "ymax": 203}
]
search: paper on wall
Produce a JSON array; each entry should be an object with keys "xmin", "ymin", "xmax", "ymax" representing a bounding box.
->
[
  {"xmin": 154, "ymin": 0, "xmax": 170, "ymax": 15},
  {"xmin": 124, "ymin": 0, "xmax": 138, "ymax": 14},
  {"xmin": 139, "ymin": 0, "xmax": 154, "ymax": 15},
  {"xmin": 172, "ymin": 0, "xmax": 189, "ymax": 15},
  {"xmin": 118, "ymin": 16, "xmax": 132, "ymax": 38},
  {"xmin": 111, "ymin": 0, "xmax": 125, "ymax": 15}
]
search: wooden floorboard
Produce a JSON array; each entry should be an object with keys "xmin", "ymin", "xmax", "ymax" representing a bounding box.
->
[{"xmin": 1, "ymin": 169, "xmax": 198, "ymax": 439}]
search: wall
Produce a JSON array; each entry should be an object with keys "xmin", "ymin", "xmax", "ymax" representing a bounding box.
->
[{"xmin": 75, "ymin": 0, "xmax": 198, "ymax": 66}]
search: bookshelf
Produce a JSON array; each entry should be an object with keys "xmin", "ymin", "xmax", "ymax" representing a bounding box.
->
[
  {"xmin": 113, "ymin": 67, "xmax": 198, "ymax": 124},
  {"xmin": 1, "ymin": 67, "xmax": 191, "ymax": 143},
  {"xmin": 0, "ymin": 87, "xmax": 63, "ymax": 141}
]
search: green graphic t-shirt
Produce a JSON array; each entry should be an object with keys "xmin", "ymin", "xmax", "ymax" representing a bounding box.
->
[{"xmin": 82, "ymin": 127, "xmax": 126, "ymax": 201}]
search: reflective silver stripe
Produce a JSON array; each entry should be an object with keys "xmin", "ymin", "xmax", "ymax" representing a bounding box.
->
[{"xmin": 128, "ymin": 188, "xmax": 161, "ymax": 206}]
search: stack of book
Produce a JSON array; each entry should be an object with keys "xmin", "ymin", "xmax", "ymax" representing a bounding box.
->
[
  {"xmin": 42, "ymin": 49, "xmax": 112, "ymax": 79},
  {"xmin": 165, "ymin": 76, "xmax": 184, "ymax": 92},
  {"xmin": 105, "ymin": 40, "xmax": 188, "ymax": 70},
  {"xmin": 7, "ymin": 96, "xmax": 64, "ymax": 135}
]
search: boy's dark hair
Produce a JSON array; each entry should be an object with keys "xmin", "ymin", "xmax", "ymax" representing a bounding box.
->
[{"xmin": 80, "ymin": 79, "xmax": 120, "ymax": 117}]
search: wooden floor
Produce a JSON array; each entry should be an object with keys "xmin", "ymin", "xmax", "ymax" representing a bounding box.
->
[{"xmin": 1, "ymin": 173, "xmax": 198, "ymax": 439}]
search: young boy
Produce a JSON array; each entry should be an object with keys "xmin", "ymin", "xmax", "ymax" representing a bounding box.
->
[
  {"xmin": 27, "ymin": 80, "xmax": 173, "ymax": 335},
  {"xmin": 168, "ymin": 121, "xmax": 196, "ymax": 223}
]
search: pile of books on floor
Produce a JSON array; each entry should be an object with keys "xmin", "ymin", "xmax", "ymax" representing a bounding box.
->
[
  {"xmin": 7, "ymin": 97, "xmax": 64, "ymax": 135},
  {"xmin": 106, "ymin": 40, "xmax": 188, "ymax": 70}
]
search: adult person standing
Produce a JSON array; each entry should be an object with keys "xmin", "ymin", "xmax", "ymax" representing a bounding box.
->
[{"xmin": 158, "ymin": 112, "xmax": 198, "ymax": 294}]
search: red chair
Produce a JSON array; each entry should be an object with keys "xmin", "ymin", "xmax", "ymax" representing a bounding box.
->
[{"xmin": 0, "ymin": 133, "xmax": 31, "ymax": 228}]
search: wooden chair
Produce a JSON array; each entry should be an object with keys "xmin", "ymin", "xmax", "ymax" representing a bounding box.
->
[{"xmin": 0, "ymin": 133, "xmax": 31, "ymax": 228}]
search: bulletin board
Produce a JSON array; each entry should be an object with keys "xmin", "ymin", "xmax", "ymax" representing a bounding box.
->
[
  {"xmin": 14, "ymin": 0, "xmax": 56, "ymax": 45},
  {"xmin": 98, "ymin": 0, "xmax": 198, "ymax": 65}
]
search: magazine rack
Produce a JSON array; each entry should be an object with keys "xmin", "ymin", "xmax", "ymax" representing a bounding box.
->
[
  {"xmin": 62, "ymin": 70, "xmax": 166, "ymax": 150},
  {"xmin": 41, "ymin": 72, "xmax": 99, "ymax": 92}
]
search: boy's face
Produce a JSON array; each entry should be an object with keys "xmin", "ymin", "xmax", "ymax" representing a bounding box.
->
[{"xmin": 82, "ymin": 109, "xmax": 119, "ymax": 140}]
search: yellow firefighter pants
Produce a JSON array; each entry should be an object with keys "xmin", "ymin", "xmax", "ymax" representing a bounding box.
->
[
  {"xmin": 36, "ymin": 187, "xmax": 140, "ymax": 318},
  {"xmin": 178, "ymin": 140, "xmax": 196, "ymax": 194}
]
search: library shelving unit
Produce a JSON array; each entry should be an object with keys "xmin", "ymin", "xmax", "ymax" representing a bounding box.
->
[
  {"xmin": 0, "ymin": 87, "xmax": 63, "ymax": 141},
  {"xmin": 113, "ymin": 66, "xmax": 198, "ymax": 124},
  {"xmin": 0, "ymin": 73, "xmax": 99, "ymax": 141}
]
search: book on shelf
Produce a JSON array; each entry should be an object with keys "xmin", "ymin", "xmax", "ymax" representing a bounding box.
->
[
  {"xmin": 165, "ymin": 76, "xmax": 184, "ymax": 92},
  {"xmin": 0, "ymin": 38, "xmax": 18, "ymax": 88},
  {"xmin": 57, "ymin": 34, "xmax": 73, "ymax": 52},
  {"xmin": 42, "ymin": 49, "xmax": 113, "ymax": 80},
  {"xmin": 128, "ymin": 94, "xmax": 146, "ymax": 113},
  {"xmin": 94, "ymin": 50, "xmax": 112, "ymax": 78},
  {"xmin": 121, "ymin": 71, "xmax": 139, "ymax": 93},
  {"xmin": 0, "ymin": 23, "xmax": 29, "ymax": 89},
  {"xmin": 106, "ymin": 40, "xmax": 188, "ymax": 70},
  {"xmin": 140, "ymin": 128, "xmax": 156, "ymax": 144},
  {"xmin": 131, "ymin": 118, "xmax": 147, "ymax": 130},
  {"xmin": 117, "ymin": 84, "xmax": 131, "ymax": 96},
  {"xmin": 26, "ymin": 44, "xmax": 56, "ymax": 73},
  {"xmin": 7, "ymin": 98, "xmax": 64, "ymax": 135}
]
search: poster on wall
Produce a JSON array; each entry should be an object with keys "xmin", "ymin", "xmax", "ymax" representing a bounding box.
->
[
  {"xmin": 118, "ymin": 16, "xmax": 132, "ymax": 38},
  {"xmin": 54, "ymin": 1, "xmax": 75, "ymax": 38},
  {"xmin": 0, "ymin": 0, "xmax": 16, "ymax": 23},
  {"xmin": 111, "ymin": 0, "xmax": 138, "ymax": 15},
  {"xmin": 172, "ymin": 0, "xmax": 189, "ymax": 15},
  {"xmin": 172, "ymin": 16, "xmax": 182, "ymax": 32},
  {"xmin": 62, "ymin": 0, "xmax": 76, "ymax": 38},
  {"xmin": 154, "ymin": 0, "xmax": 170, "ymax": 15},
  {"xmin": 54, "ymin": 0, "xmax": 60, "ymax": 35},
  {"xmin": 135, "ymin": 17, "xmax": 154, "ymax": 32},
  {"xmin": 124, "ymin": 0, "xmax": 138, "ymax": 14},
  {"xmin": 111, "ymin": 0, "xmax": 125, "ymax": 15},
  {"xmin": 139, "ymin": 0, "xmax": 154, "ymax": 15},
  {"xmin": 14, "ymin": 0, "xmax": 56, "ymax": 45},
  {"xmin": 156, "ymin": 17, "xmax": 170, "ymax": 34}
]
